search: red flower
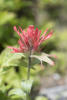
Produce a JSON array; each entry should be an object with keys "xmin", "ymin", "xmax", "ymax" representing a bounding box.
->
[{"xmin": 8, "ymin": 25, "xmax": 53, "ymax": 53}]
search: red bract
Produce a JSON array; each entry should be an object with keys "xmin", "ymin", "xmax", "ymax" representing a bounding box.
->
[{"xmin": 8, "ymin": 25, "xmax": 53, "ymax": 53}]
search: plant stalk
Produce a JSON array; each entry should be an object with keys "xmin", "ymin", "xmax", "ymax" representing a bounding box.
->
[
  {"xmin": 27, "ymin": 50, "xmax": 31, "ymax": 80},
  {"xmin": 26, "ymin": 50, "xmax": 31, "ymax": 100}
]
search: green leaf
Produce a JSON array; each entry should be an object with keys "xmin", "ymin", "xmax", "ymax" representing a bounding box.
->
[
  {"xmin": 21, "ymin": 79, "xmax": 33, "ymax": 93},
  {"xmin": 31, "ymin": 52, "xmax": 54, "ymax": 66},
  {"xmin": 0, "ymin": 11, "xmax": 15, "ymax": 25},
  {"xmin": 8, "ymin": 88, "xmax": 26, "ymax": 99},
  {"xmin": 0, "ymin": 48, "xmax": 25, "ymax": 67}
]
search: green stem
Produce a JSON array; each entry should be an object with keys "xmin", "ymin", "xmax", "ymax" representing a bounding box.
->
[
  {"xmin": 26, "ymin": 50, "xmax": 31, "ymax": 100},
  {"xmin": 27, "ymin": 50, "xmax": 31, "ymax": 80}
]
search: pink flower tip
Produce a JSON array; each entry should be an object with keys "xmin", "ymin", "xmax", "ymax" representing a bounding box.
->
[
  {"xmin": 51, "ymin": 61, "xmax": 55, "ymax": 66},
  {"xmin": 51, "ymin": 54, "xmax": 57, "ymax": 59},
  {"xmin": 8, "ymin": 46, "xmax": 13, "ymax": 49},
  {"xmin": 13, "ymin": 26, "xmax": 17, "ymax": 31}
]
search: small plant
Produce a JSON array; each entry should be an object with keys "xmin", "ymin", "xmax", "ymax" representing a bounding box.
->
[{"xmin": 8, "ymin": 25, "xmax": 55, "ymax": 100}]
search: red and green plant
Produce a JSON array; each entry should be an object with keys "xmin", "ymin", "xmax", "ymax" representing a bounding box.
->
[{"xmin": 7, "ymin": 25, "xmax": 56, "ymax": 100}]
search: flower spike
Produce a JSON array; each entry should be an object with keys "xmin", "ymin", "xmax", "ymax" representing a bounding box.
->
[{"xmin": 8, "ymin": 25, "xmax": 53, "ymax": 53}]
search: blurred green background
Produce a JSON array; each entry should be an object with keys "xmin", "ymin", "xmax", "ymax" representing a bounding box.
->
[{"xmin": 0, "ymin": 0, "xmax": 67, "ymax": 100}]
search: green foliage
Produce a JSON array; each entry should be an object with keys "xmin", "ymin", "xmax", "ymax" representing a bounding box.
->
[
  {"xmin": 0, "ymin": 48, "xmax": 25, "ymax": 67},
  {"xmin": 0, "ymin": 48, "xmax": 41, "ymax": 100},
  {"xmin": 21, "ymin": 79, "xmax": 33, "ymax": 93},
  {"xmin": 9, "ymin": 88, "xmax": 26, "ymax": 99},
  {"xmin": 0, "ymin": 91, "xmax": 10, "ymax": 100},
  {"xmin": 0, "ymin": 11, "xmax": 15, "ymax": 25},
  {"xmin": 8, "ymin": 79, "xmax": 33, "ymax": 99}
]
